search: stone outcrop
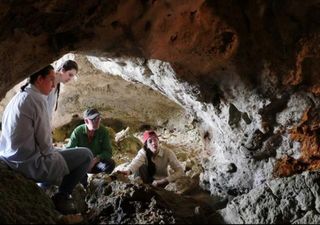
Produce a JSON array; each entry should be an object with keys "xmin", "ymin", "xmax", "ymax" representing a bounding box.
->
[
  {"xmin": 219, "ymin": 171, "xmax": 320, "ymax": 224},
  {"xmin": 0, "ymin": 162, "xmax": 59, "ymax": 224}
]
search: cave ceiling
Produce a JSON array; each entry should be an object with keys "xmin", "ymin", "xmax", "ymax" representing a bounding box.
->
[{"xmin": 1, "ymin": 0, "xmax": 320, "ymax": 101}]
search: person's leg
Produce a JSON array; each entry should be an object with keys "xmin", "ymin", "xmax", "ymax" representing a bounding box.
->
[
  {"xmin": 37, "ymin": 182, "xmax": 51, "ymax": 189},
  {"xmin": 52, "ymin": 147, "xmax": 93, "ymax": 215},
  {"xmin": 103, "ymin": 158, "xmax": 115, "ymax": 174},
  {"xmin": 37, "ymin": 182, "xmax": 53, "ymax": 195},
  {"xmin": 80, "ymin": 173, "xmax": 89, "ymax": 188},
  {"xmin": 57, "ymin": 147, "xmax": 93, "ymax": 195},
  {"xmin": 91, "ymin": 158, "xmax": 115, "ymax": 174}
]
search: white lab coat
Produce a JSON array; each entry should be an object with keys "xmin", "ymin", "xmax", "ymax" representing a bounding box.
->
[
  {"xmin": 0, "ymin": 84, "xmax": 69, "ymax": 185},
  {"xmin": 47, "ymin": 85, "xmax": 57, "ymax": 125}
]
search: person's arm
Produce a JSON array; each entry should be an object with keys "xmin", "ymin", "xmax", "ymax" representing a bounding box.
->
[
  {"xmin": 152, "ymin": 178, "xmax": 169, "ymax": 187},
  {"xmin": 33, "ymin": 96, "xmax": 54, "ymax": 154},
  {"xmin": 117, "ymin": 170, "xmax": 131, "ymax": 176},
  {"xmin": 98, "ymin": 126, "xmax": 112, "ymax": 160},
  {"xmin": 118, "ymin": 149, "xmax": 146, "ymax": 175},
  {"xmin": 46, "ymin": 88, "xmax": 56, "ymax": 124},
  {"xmin": 65, "ymin": 129, "xmax": 79, "ymax": 148},
  {"xmin": 166, "ymin": 149, "xmax": 184, "ymax": 182}
]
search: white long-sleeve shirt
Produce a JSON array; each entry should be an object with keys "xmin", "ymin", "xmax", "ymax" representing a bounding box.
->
[
  {"xmin": 47, "ymin": 85, "xmax": 58, "ymax": 125},
  {"xmin": 47, "ymin": 75, "xmax": 62, "ymax": 125},
  {"xmin": 0, "ymin": 84, "xmax": 69, "ymax": 185},
  {"xmin": 127, "ymin": 147, "xmax": 184, "ymax": 182}
]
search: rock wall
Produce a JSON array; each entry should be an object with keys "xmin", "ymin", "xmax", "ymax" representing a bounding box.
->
[{"xmin": 218, "ymin": 171, "xmax": 320, "ymax": 224}]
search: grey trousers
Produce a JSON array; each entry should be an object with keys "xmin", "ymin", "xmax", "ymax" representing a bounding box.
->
[{"xmin": 58, "ymin": 147, "xmax": 93, "ymax": 195}]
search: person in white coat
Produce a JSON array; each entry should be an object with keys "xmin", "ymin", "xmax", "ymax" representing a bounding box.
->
[
  {"xmin": 47, "ymin": 59, "xmax": 78, "ymax": 124},
  {"xmin": 118, "ymin": 130, "xmax": 184, "ymax": 188},
  {"xmin": 0, "ymin": 65, "xmax": 93, "ymax": 215}
]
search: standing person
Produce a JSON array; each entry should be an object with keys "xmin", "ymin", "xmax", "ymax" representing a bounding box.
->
[
  {"xmin": 66, "ymin": 108, "xmax": 115, "ymax": 187},
  {"xmin": 117, "ymin": 130, "xmax": 184, "ymax": 188},
  {"xmin": 47, "ymin": 59, "xmax": 78, "ymax": 123},
  {"xmin": 0, "ymin": 65, "xmax": 93, "ymax": 215}
]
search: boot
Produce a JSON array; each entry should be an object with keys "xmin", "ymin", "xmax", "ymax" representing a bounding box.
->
[{"xmin": 51, "ymin": 192, "xmax": 78, "ymax": 215}]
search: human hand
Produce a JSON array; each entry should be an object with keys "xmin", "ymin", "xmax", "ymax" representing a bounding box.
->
[
  {"xmin": 152, "ymin": 178, "xmax": 169, "ymax": 188},
  {"xmin": 116, "ymin": 170, "xmax": 131, "ymax": 176}
]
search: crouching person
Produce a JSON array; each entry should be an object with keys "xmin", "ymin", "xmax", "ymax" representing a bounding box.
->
[
  {"xmin": 66, "ymin": 108, "xmax": 115, "ymax": 187},
  {"xmin": 0, "ymin": 65, "xmax": 93, "ymax": 215},
  {"xmin": 118, "ymin": 130, "xmax": 184, "ymax": 188}
]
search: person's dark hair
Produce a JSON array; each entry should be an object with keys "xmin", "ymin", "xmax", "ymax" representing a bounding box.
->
[
  {"xmin": 143, "ymin": 142, "xmax": 156, "ymax": 178},
  {"xmin": 54, "ymin": 60, "xmax": 78, "ymax": 111},
  {"xmin": 57, "ymin": 60, "xmax": 78, "ymax": 72},
  {"xmin": 20, "ymin": 65, "xmax": 54, "ymax": 92}
]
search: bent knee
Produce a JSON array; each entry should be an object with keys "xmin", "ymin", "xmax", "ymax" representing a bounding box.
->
[
  {"xmin": 85, "ymin": 148, "xmax": 94, "ymax": 160},
  {"xmin": 78, "ymin": 147, "xmax": 93, "ymax": 161}
]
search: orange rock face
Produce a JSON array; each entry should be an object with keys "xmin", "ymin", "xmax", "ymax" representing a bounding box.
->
[{"xmin": 274, "ymin": 107, "xmax": 320, "ymax": 177}]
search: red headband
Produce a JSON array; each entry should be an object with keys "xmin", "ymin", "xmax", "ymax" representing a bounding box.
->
[{"xmin": 143, "ymin": 130, "xmax": 158, "ymax": 143}]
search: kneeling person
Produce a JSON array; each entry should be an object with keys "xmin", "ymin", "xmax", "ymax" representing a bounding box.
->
[
  {"xmin": 118, "ymin": 130, "xmax": 184, "ymax": 188},
  {"xmin": 66, "ymin": 108, "xmax": 115, "ymax": 186}
]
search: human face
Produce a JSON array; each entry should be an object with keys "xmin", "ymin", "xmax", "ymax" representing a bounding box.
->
[
  {"xmin": 146, "ymin": 136, "xmax": 159, "ymax": 154},
  {"xmin": 60, "ymin": 68, "xmax": 77, "ymax": 84},
  {"xmin": 85, "ymin": 116, "xmax": 101, "ymax": 131},
  {"xmin": 35, "ymin": 70, "xmax": 55, "ymax": 95}
]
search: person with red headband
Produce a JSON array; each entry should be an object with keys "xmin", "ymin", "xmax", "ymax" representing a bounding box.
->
[{"xmin": 118, "ymin": 130, "xmax": 184, "ymax": 188}]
